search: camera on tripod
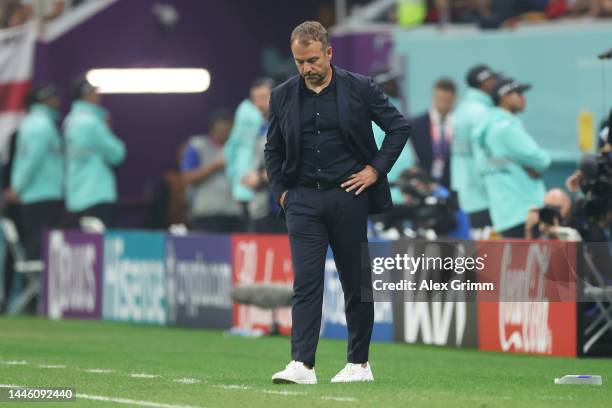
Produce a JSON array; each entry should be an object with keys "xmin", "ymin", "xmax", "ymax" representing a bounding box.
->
[
  {"xmin": 578, "ymin": 108, "xmax": 612, "ymax": 214},
  {"xmin": 573, "ymin": 107, "xmax": 612, "ymax": 240},
  {"xmin": 538, "ymin": 205, "xmax": 562, "ymax": 226},
  {"xmin": 376, "ymin": 167, "xmax": 458, "ymax": 238}
]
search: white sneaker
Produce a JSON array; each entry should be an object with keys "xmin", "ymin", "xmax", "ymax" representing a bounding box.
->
[
  {"xmin": 272, "ymin": 361, "xmax": 317, "ymax": 384},
  {"xmin": 330, "ymin": 362, "xmax": 374, "ymax": 383}
]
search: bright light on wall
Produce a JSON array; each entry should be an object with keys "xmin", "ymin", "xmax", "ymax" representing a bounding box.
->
[{"xmin": 86, "ymin": 68, "xmax": 211, "ymax": 94}]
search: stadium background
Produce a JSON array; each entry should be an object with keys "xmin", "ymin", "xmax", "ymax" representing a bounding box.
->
[{"xmin": 1, "ymin": 1, "xmax": 611, "ymax": 407}]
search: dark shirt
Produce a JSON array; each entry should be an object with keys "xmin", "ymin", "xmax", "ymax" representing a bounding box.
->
[{"xmin": 297, "ymin": 70, "xmax": 362, "ymax": 187}]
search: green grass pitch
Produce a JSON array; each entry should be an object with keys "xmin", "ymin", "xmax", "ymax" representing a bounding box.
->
[{"xmin": 0, "ymin": 317, "xmax": 611, "ymax": 407}]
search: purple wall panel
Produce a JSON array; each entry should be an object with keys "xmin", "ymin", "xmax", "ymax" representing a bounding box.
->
[
  {"xmin": 34, "ymin": 0, "xmax": 321, "ymax": 202},
  {"xmin": 330, "ymin": 30, "xmax": 394, "ymax": 76}
]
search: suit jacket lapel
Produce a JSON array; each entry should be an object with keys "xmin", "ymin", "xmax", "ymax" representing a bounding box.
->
[
  {"xmin": 334, "ymin": 67, "xmax": 350, "ymax": 140},
  {"xmin": 335, "ymin": 67, "xmax": 366, "ymax": 163},
  {"xmin": 285, "ymin": 78, "xmax": 301, "ymax": 160},
  {"xmin": 292, "ymin": 79, "xmax": 301, "ymax": 142}
]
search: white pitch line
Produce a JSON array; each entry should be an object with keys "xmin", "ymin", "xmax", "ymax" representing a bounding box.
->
[
  {"xmin": 213, "ymin": 384, "xmax": 357, "ymax": 402},
  {"xmin": 84, "ymin": 368, "xmax": 115, "ymax": 374},
  {"xmin": 78, "ymin": 393, "xmax": 205, "ymax": 408},
  {"xmin": 1, "ymin": 385, "xmax": 205, "ymax": 408},
  {"xmin": 173, "ymin": 378, "xmax": 201, "ymax": 384},
  {"xmin": 131, "ymin": 373, "xmax": 161, "ymax": 379},
  {"xmin": 321, "ymin": 396, "xmax": 358, "ymax": 402},
  {"xmin": 214, "ymin": 384, "xmax": 253, "ymax": 390},
  {"xmin": 39, "ymin": 364, "xmax": 66, "ymax": 369},
  {"xmin": 261, "ymin": 389, "xmax": 307, "ymax": 396},
  {"xmin": 0, "ymin": 360, "xmax": 27, "ymax": 365}
]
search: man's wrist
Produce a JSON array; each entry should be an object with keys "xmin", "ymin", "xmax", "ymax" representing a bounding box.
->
[{"xmin": 368, "ymin": 164, "xmax": 380, "ymax": 179}]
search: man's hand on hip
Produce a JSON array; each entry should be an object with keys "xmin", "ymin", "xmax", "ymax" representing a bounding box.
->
[
  {"xmin": 280, "ymin": 190, "xmax": 288, "ymax": 209},
  {"xmin": 341, "ymin": 165, "xmax": 379, "ymax": 195}
]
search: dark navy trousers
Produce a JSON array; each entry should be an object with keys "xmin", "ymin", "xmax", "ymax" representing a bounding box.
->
[{"xmin": 284, "ymin": 185, "xmax": 374, "ymax": 367}]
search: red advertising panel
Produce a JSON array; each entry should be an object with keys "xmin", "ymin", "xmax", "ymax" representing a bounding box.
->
[
  {"xmin": 477, "ymin": 241, "xmax": 577, "ymax": 357},
  {"xmin": 231, "ymin": 234, "xmax": 294, "ymax": 335}
]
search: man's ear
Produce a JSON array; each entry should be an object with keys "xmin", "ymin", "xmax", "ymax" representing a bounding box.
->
[{"xmin": 327, "ymin": 46, "xmax": 333, "ymax": 61}]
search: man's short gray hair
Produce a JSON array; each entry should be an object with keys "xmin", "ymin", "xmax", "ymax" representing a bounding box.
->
[{"xmin": 291, "ymin": 21, "xmax": 329, "ymax": 49}]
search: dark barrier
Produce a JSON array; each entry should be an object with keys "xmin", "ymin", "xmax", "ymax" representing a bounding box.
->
[
  {"xmin": 390, "ymin": 240, "xmax": 478, "ymax": 348},
  {"xmin": 166, "ymin": 233, "xmax": 233, "ymax": 329}
]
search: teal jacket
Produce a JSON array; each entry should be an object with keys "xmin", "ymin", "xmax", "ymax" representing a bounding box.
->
[
  {"xmin": 372, "ymin": 96, "xmax": 413, "ymax": 204},
  {"xmin": 11, "ymin": 104, "xmax": 63, "ymax": 204},
  {"xmin": 451, "ymin": 88, "xmax": 492, "ymax": 214},
  {"xmin": 474, "ymin": 107, "xmax": 551, "ymax": 232},
  {"xmin": 224, "ymin": 99, "xmax": 263, "ymax": 202},
  {"xmin": 64, "ymin": 101, "xmax": 126, "ymax": 212}
]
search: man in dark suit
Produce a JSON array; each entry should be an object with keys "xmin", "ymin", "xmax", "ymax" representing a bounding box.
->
[
  {"xmin": 410, "ymin": 78, "xmax": 456, "ymax": 188},
  {"xmin": 265, "ymin": 21, "xmax": 410, "ymax": 384}
]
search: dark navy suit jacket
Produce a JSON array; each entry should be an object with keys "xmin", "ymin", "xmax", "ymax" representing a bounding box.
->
[{"xmin": 264, "ymin": 65, "xmax": 411, "ymax": 215}]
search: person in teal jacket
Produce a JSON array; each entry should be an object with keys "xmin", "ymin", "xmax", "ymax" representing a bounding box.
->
[
  {"xmin": 474, "ymin": 78, "xmax": 551, "ymax": 238},
  {"xmin": 451, "ymin": 65, "xmax": 498, "ymax": 230},
  {"xmin": 11, "ymin": 84, "xmax": 64, "ymax": 259},
  {"xmin": 224, "ymin": 78, "xmax": 272, "ymax": 227},
  {"xmin": 371, "ymin": 68, "xmax": 414, "ymax": 204},
  {"xmin": 64, "ymin": 78, "xmax": 126, "ymax": 227}
]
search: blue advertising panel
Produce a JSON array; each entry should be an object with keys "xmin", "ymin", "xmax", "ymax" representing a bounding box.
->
[
  {"xmin": 103, "ymin": 230, "xmax": 167, "ymax": 325},
  {"xmin": 321, "ymin": 240, "xmax": 393, "ymax": 342}
]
